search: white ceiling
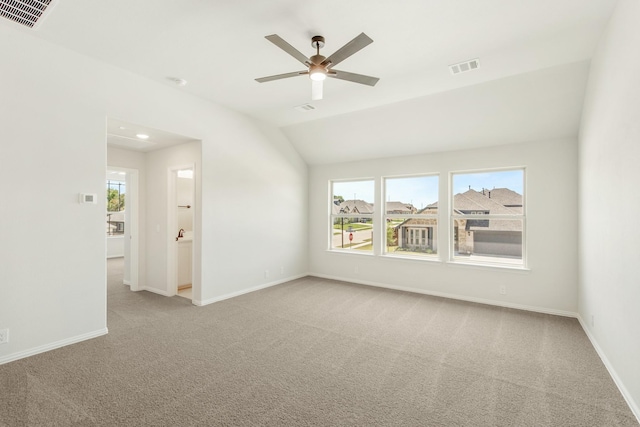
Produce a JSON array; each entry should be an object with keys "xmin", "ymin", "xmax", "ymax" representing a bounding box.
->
[
  {"xmin": 12, "ymin": 0, "xmax": 617, "ymax": 163},
  {"xmin": 106, "ymin": 118, "xmax": 198, "ymax": 152}
]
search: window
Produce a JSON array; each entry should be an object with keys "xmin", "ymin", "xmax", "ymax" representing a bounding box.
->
[
  {"xmin": 106, "ymin": 178, "xmax": 125, "ymax": 236},
  {"xmin": 451, "ymin": 169, "xmax": 525, "ymax": 266},
  {"xmin": 383, "ymin": 175, "xmax": 439, "ymax": 257},
  {"xmin": 330, "ymin": 180, "xmax": 374, "ymax": 253}
]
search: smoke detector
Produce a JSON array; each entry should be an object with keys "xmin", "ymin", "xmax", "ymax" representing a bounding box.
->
[
  {"xmin": 167, "ymin": 77, "xmax": 188, "ymax": 87},
  {"xmin": 449, "ymin": 58, "xmax": 480, "ymax": 75},
  {"xmin": 1, "ymin": 0, "xmax": 57, "ymax": 29}
]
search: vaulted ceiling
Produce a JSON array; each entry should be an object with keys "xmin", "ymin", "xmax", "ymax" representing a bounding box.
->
[{"xmin": 11, "ymin": 0, "xmax": 618, "ymax": 163}]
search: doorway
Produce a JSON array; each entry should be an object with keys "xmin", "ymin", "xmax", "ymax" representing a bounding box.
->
[
  {"xmin": 168, "ymin": 165, "xmax": 195, "ymax": 301},
  {"xmin": 106, "ymin": 167, "xmax": 139, "ymax": 291}
]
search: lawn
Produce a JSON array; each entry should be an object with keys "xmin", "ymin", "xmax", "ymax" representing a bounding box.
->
[{"xmin": 333, "ymin": 223, "xmax": 372, "ymax": 231}]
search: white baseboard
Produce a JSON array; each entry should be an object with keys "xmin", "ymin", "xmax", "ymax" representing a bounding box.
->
[
  {"xmin": 123, "ymin": 279, "xmax": 131, "ymax": 286},
  {"xmin": 0, "ymin": 328, "xmax": 108, "ymax": 366},
  {"xmin": 193, "ymin": 273, "xmax": 308, "ymax": 306},
  {"xmin": 309, "ymin": 272, "xmax": 578, "ymax": 318},
  {"xmin": 139, "ymin": 286, "xmax": 173, "ymax": 297},
  {"xmin": 576, "ymin": 315, "xmax": 640, "ymax": 424}
]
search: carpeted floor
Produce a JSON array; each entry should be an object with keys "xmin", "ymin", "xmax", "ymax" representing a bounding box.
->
[{"xmin": 0, "ymin": 258, "xmax": 637, "ymax": 426}]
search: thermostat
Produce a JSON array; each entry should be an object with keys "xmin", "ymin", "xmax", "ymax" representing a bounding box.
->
[{"xmin": 79, "ymin": 193, "xmax": 97, "ymax": 204}]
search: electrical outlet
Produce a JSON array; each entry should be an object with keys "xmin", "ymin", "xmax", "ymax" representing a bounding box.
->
[
  {"xmin": 0, "ymin": 328, "xmax": 9, "ymax": 344},
  {"xmin": 591, "ymin": 315, "xmax": 595, "ymax": 327},
  {"xmin": 264, "ymin": 270, "xmax": 269, "ymax": 279},
  {"xmin": 499, "ymin": 285, "xmax": 507, "ymax": 295}
]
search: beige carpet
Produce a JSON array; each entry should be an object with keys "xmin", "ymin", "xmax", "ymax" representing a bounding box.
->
[{"xmin": 0, "ymin": 258, "xmax": 637, "ymax": 426}]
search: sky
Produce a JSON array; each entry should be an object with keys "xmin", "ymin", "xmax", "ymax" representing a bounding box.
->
[
  {"xmin": 452, "ymin": 170, "xmax": 523, "ymax": 195},
  {"xmin": 333, "ymin": 170, "xmax": 523, "ymax": 210}
]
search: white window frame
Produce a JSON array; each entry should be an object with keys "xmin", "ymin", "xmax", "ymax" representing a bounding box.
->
[
  {"xmin": 449, "ymin": 167, "xmax": 526, "ymax": 268},
  {"xmin": 382, "ymin": 174, "xmax": 439, "ymax": 259},
  {"xmin": 329, "ymin": 179, "xmax": 375, "ymax": 254}
]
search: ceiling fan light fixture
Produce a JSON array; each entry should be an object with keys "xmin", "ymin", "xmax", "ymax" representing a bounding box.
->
[
  {"xmin": 309, "ymin": 64, "xmax": 327, "ymax": 81},
  {"xmin": 309, "ymin": 70, "xmax": 326, "ymax": 81}
]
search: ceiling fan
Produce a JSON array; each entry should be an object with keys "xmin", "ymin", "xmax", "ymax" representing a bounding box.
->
[{"xmin": 255, "ymin": 33, "xmax": 379, "ymax": 101}]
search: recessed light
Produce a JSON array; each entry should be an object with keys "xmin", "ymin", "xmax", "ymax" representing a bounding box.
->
[
  {"xmin": 119, "ymin": 126, "xmax": 126, "ymax": 130},
  {"xmin": 136, "ymin": 134, "xmax": 149, "ymax": 140}
]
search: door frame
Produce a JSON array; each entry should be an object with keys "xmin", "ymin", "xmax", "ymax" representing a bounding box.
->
[
  {"xmin": 167, "ymin": 163, "xmax": 195, "ymax": 297},
  {"xmin": 106, "ymin": 166, "xmax": 140, "ymax": 291}
]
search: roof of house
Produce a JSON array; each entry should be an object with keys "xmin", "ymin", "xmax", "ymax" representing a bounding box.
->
[
  {"xmin": 483, "ymin": 188, "xmax": 523, "ymax": 208},
  {"xmin": 426, "ymin": 188, "xmax": 522, "ymax": 214},
  {"xmin": 411, "ymin": 188, "xmax": 523, "ymax": 231},
  {"xmin": 106, "ymin": 212, "xmax": 125, "ymax": 222},
  {"xmin": 337, "ymin": 199, "xmax": 374, "ymax": 214},
  {"xmin": 385, "ymin": 201, "xmax": 416, "ymax": 214},
  {"xmin": 453, "ymin": 189, "xmax": 521, "ymax": 215}
]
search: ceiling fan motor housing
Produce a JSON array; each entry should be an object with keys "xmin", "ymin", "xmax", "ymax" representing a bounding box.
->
[
  {"xmin": 310, "ymin": 54, "xmax": 326, "ymax": 65},
  {"xmin": 311, "ymin": 35, "xmax": 325, "ymax": 49}
]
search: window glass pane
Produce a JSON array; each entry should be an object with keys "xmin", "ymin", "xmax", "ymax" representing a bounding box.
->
[
  {"xmin": 332, "ymin": 217, "xmax": 373, "ymax": 252},
  {"xmin": 332, "ymin": 180, "xmax": 374, "ymax": 213},
  {"xmin": 453, "ymin": 218, "xmax": 522, "ymax": 264},
  {"xmin": 452, "ymin": 170, "xmax": 523, "ymax": 214},
  {"xmin": 386, "ymin": 217, "xmax": 438, "ymax": 256},
  {"xmin": 385, "ymin": 175, "xmax": 438, "ymax": 213},
  {"xmin": 107, "ymin": 180, "xmax": 126, "ymax": 212},
  {"xmin": 106, "ymin": 179, "xmax": 126, "ymax": 236}
]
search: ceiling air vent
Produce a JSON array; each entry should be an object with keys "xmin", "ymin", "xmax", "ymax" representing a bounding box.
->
[
  {"xmin": 449, "ymin": 58, "xmax": 480, "ymax": 75},
  {"xmin": 294, "ymin": 104, "xmax": 316, "ymax": 112},
  {"xmin": 1, "ymin": 0, "xmax": 57, "ymax": 29}
]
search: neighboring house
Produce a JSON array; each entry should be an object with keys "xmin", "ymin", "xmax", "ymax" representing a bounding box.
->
[
  {"xmin": 385, "ymin": 201, "xmax": 417, "ymax": 214},
  {"xmin": 106, "ymin": 211, "xmax": 125, "ymax": 235},
  {"xmin": 392, "ymin": 207, "xmax": 438, "ymax": 253},
  {"xmin": 400, "ymin": 188, "xmax": 523, "ymax": 257},
  {"xmin": 337, "ymin": 199, "xmax": 374, "ymax": 215}
]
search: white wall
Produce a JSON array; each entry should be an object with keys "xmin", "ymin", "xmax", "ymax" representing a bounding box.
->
[
  {"xmin": 309, "ymin": 138, "xmax": 579, "ymax": 314},
  {"xmin": 106, "ymin": 237, "xmax": 124, "ymax": 258},
  {"xmin": 144, "ymin": 142, "xmax": 201, "ymax": 298},
  {"xmin": 177, "ymin": 176, "xmax": 194, "ymax": 232},
  {"xmin": 578, "ymin": 0, "xmax": 640, "ymax": 418},
  {"xmin": 199, "ymin": 119, "xmax": 309, "ymax": 304},
  {"xmin": 0, "ymin": 25, "xmax": 308, "ymax": 363}
]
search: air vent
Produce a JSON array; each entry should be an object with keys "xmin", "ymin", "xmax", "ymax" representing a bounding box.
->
[
  {"xmin": 1, "ymin": 0, "xmax": 56, "ymax": 29},
  {"xmin": 294, "ymin": 104, "xmax": 316, "ymax": 112},
  {"xmin": 449, "ymin": 58, "xmax": 480, "ymax": 75}
]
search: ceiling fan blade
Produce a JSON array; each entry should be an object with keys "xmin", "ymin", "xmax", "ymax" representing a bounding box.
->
[
  {"xmin": 322, "ymin": 33, "xmax": 373, "ymax": 68},
  {"xmin": 265, "ymin": 34, "xmax": 309, "ymax": 66},
  {"xmin": 328, "ymin": 70, "xmax": 379, "ymax": 86},
  {"xmin": 255, "ymin": 71, "xmax": 307, "ymax": 83},
  {"xmin": 311, "ymin": 80, "xmax": 323, "ymax": 100}
]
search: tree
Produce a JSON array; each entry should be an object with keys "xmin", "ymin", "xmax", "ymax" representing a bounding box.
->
[
  {"xmin": 334, "ymin": 195, "xmax": 344, "ymax": 204},
  {"xmin": 107, "ymin": 188, "xmax": 125, "ymax": 212},
  {"xmin": 387, "ymin": 222, "xmax": 397, "ymax": 247}
]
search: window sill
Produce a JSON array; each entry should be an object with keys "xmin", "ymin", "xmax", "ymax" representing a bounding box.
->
[
  {"xmin": 446, "ymin": 259, "xmax": 530, "ymax": 272},
  {"xmin": 381, "ymin": 253, "xmax": 442, "ymax": 263},
  {"xmin": 326, "ymin": 249, "xmax": 375, "ymax": 257}
]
